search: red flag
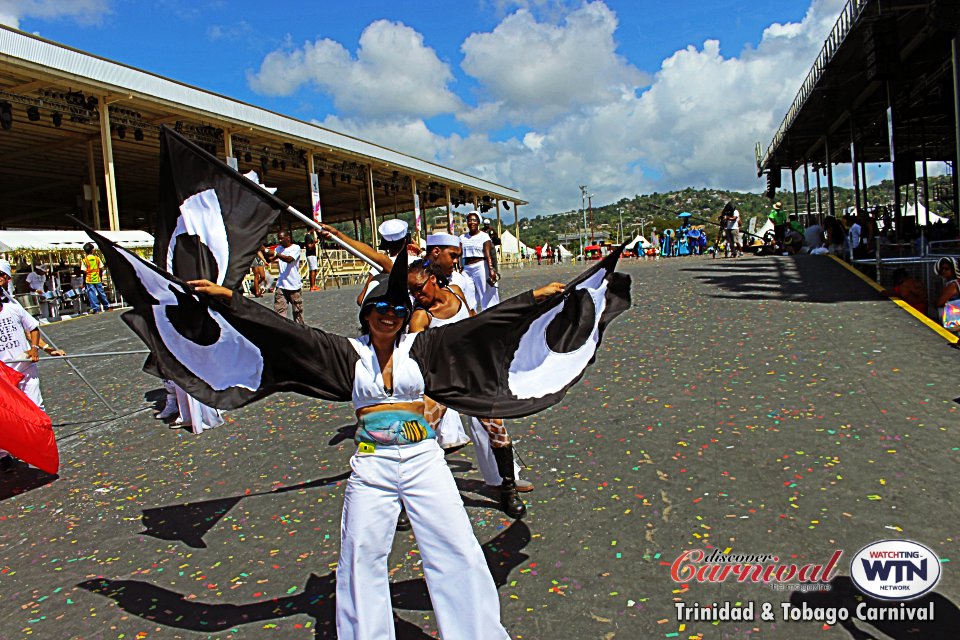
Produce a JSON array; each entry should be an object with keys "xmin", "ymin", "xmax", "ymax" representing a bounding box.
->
[{"xmin": 0, "ymin": 361, "xmax": 58, "ymax": 475}]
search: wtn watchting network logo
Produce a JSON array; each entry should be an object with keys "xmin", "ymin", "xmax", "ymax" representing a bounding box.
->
[{"xmin": 850, "ymin": 540, "xmax": 942, "ymax": 600}]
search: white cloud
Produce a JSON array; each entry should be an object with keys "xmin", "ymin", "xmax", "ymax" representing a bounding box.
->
[
  {"xmin": 459, "ymin": 1, "xmax": 649, "ymax": 128},
  {"xmin": 252, "ymin": 0, "xmax": 849, "ymax": 217},
  {"xmin": 248, "ymin": 20, "xmax": 461, "ymax": 120},
  {"xmin": 0, "ymin": 0, "xmax": 110, "ymax": 29},
  {"xmin": 451, "ymin": 0, "xmax": 849, "ymax": 213}
]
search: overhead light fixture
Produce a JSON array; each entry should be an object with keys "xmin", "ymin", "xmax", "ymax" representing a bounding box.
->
[
  {"xmin": 503, "ymin": 202, "xmax": 511, "ymax": 210},
  {"xmin": 51, "ymin": 112, "xmax": 62, "ymax": 127},
  {"xmin": 280, "ymin": 160, "xmax": 286, "ymax": 171},
  {"xmin": 134, "ymin": 128, "xmax": 144, "ymax": 141},
  {"xmin": 318, "ymin": 168, "xmax": 324, "ymax": 177},
  {"xmin": 244, "ymin": 152, "xmax": 252, "ymax": 163},
  {"xmin": 26, "ymin": 106, "xmax": 40, "ymax": 122},
  {"xmin": 272, "ymin": 158, "xmax": 279, "ymax": 169},
  {"xmin": 260, "ymin": 156, "xmax": 268, "ymax": 173},
  {"xmin": 0, "ymin": 102, "xmax": 12, "ymax": 130},
  {"xmin": 117, "ymin": 125, "xmax": 126, "ymax": 139}
]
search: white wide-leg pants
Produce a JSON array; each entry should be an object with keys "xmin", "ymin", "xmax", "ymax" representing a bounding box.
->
[
  {"xmin": 336, "ymin": 439, "xmax": 509, "ymax": 640},
  {"xmin": 10, "ymin": 361, "xmax": 43, "ymax": 410},
  {"xmin": 467, "ymin": 416, "xmax": 521, "ymax": 486},
  {"xmin": 462, "ymin": 261, "xmax": 500, "ymax": 311}
]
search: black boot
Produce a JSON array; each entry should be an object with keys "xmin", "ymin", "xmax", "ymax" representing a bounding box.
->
[{"xmin": 492, "ymin": 446, "xmax": 526, "ymax": 519}]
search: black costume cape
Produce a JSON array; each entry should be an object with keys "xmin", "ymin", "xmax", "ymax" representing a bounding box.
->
[{"xmin": 83, "ymin": 225, "xmax": 630, "ymax": 419}]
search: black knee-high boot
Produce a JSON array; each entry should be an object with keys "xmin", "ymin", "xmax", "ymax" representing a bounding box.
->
[{"xmin": 492, "ymin": 445, "xmax": 526, "ymax": 519}]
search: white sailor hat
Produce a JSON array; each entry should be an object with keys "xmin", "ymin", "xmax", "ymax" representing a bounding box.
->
[
  {"xmin": 426, "ymin": 233, "xmax": 460, "ymax": 248},
  {"xmin": 378, "ymin": 219, "xmax": 409, "ymax": 242},
  {"xmin": 0, "ymin": 260, "xmax": 11, "ymax": 277}
]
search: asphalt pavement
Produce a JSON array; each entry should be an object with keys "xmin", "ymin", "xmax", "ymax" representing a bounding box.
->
[{"xmin": 1, "ymin": 254, "xmax": 957, "ymax": 640}]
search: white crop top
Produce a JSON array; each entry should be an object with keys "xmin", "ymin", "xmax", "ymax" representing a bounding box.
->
[
  {"xmin": 425, "ymin": 291, "xmax": 471, "ymax": 328},
  {"xmin": 349, "ymin": 333, "xmax": 425, "ymax": 409},
  {"xmin": 459, "ymin": 231, "xmax": 491, "ymax": 259}
]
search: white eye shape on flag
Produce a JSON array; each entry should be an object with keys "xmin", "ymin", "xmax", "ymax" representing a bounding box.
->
[
  {"xmin": 507, "ymin": 269, "xmax": 607, "ymax": 398},
  {"xmin": 116, "ymin": 245, "xmax": 263, "ymax": 392},
  {"xmin": 166, "ymin": 189, "xmax": 230, "ymax": 285}
]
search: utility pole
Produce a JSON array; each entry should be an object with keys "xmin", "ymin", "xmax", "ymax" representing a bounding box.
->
[
  {"xmin": 588, "ymin": 194, "xmax": 595, "ymax": 244},
  {"xmin": 579, "ymin": 185, "xmax": 588, "ymax": 259},
  {"xmin": 617, "ymin": 207, "xmax": 624, "ymax": 243}
]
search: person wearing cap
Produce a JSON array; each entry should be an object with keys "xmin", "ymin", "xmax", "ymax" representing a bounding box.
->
[
  {"xmin": 461, "ymin": 211, "xmax": 500, "ymax": 311},
  {"xmin": 25, "ymin": 264, "xmax": 46, "ymax": 296},
  {"xmin": 0, "ymin": 261, "xmax": 43, "ymax": 411},
  {"xmin": 188, "ymin": 254, "xmax": 512, "ymax": 640},
  {"xmin": 768, "ymin": 201, "xmax": 788, "ymax": 249},
  {"xmin": 81, "ymin": 242, "xmax": 111, "ymax": 314},
  {"xmin": 266, "ymin": 230, "xmax": 304, "ymax": 324}
]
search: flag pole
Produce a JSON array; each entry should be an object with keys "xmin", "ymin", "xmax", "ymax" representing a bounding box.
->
[
  {"xmin": 282, "ymin": 205, "xmax": 384, "ymax": 274},
  {"xmin": 1, "ymin": 288, "xmax": 120, "ymax": 414},
  {"xmin": 6, "ymin": 350, "xmax": 151, "ymax": 363}
]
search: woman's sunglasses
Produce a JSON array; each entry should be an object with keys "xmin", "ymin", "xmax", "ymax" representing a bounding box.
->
[{"xmin": 372, "ymin": 301, "xmax": 409, "ymax": 318}]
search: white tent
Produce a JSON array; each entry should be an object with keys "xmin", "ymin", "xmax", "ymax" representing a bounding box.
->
[
  {"xmin": 902, "ymin": 202, "xmax": 949, "ymax": 226},
  {"xmin": 500, "ymin": 229, "xmax": 531, "ymax": 256},
  {"xmin": 628, "ymin": 234, "xmax": 652, "ymax": 249},
  {"xmin": 557, "ymin": 244, "xmax": 573, "ymax": 258},
  {"xmin": 0, "ymin": 229, "xmax": 154, "ymax": 252}
]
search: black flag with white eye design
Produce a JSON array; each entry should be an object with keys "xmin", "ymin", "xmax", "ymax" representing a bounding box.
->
[
  {"xmin": 154, "ymin": 126, "xmax": 282, "ymax": 289},
  {"xmin": 409, "ymin": 246, "xmax": 631, "ymax": 419},
  {"xmin": 80, "ymin": 224, "xmax": 359, "ymax": 410}
]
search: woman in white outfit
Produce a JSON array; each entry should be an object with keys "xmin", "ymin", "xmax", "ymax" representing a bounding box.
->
[
  {"xmin": 189, "ymin": 256, "xmax": 510, "ymax": 640},
  {"xmin": 460, "ymin": 211, "xmax": 500, "ymax": 311}
]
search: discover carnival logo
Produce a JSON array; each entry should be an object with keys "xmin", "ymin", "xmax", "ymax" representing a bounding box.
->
[
  {"xmin": 670, "ymin": 549, "xmax": 842, "ymax": 585},
  {"xmin": 849, "ymin": 539, "xmax": 942, "ymax": 600}
]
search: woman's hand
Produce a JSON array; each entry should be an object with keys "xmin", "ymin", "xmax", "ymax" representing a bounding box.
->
[
  {"xmin": 187, "ymin": 279, "xmax": 233, "ymax": 302},
  {"xmin": 533, "ymin": 282, "xmax": 565, "ymax": 302}
]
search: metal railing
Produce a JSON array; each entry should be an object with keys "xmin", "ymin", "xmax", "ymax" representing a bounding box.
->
[{"xmin": 756, "ymin": 0, "xmax": 870, "ymax": 172}]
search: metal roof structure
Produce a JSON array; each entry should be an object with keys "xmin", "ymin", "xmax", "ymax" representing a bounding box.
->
[
  {"xmin": 757, "ymin": 0, "xmax": 960, "ymax": 217},
  {"xmin": 0, "ymin": 25, "xmax": 525, "ymax": 234}
]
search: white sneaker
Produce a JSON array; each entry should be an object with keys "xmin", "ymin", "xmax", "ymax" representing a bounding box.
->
[{"xmin": 156, "ymin": 399, "xmax": 178, "ymax": 420}]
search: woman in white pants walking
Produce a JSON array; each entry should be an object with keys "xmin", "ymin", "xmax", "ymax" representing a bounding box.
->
[{"xmin": 460, "ymin": 211, "xmax": 500, "ymax": 311}]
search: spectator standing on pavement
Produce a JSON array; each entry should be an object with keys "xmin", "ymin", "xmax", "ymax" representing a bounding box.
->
[
  {"xmin": 251, "ymin": 242, "xmax": 268, "ymax": 297},
  {"xmin": 304, "ymin": 231, "xmax": 321, "ymax": 291},
  {"xmin": 461, "ymin": 211, "xmax": 500, "ymax": 311},
  {"xmin": 267, "ymin": 230, "xmax": 304, "ymax": 324},
  {"xmin": 81, "ymin": 242, "xmax": 111, "ymax": 313},
  {"xmin": 846, "ymin": 215, "xmax": 864, "ymax": 261},
  {"xmin": 535, "ymin": 244, "xmax": 542, "ymax": 265},
  {"xmin": 721, "ymin": 202, "xmax": 742, "ymax": 258},
  {"xmin": 769, "ymin": 202, "xmax": 788, "ymax": 248}
]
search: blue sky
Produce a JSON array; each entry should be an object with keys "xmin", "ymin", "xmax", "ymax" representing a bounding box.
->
[{"xmin": 5, "ymin": 0, "xmax": 853, "ymax": 216}]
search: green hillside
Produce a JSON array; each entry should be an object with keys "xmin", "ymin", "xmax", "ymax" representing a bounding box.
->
[{"xmin": 510, "ymin": 177, "xmax": 954, "ymax": 249}]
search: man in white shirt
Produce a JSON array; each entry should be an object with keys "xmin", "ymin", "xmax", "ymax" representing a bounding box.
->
[
  {"xmin": 847, "ymin": 215, "xmax": 863, "ymax": 261},
  {"xmin": 268, "ymin": 230, "xmax": 304, "ymax": 324}
]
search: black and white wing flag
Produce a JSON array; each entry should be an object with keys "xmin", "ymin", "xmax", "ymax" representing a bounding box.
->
[
  {"xmin": 410, "ymin": 247, "xmax": 631, "ymax": 418},
  {"xmin": 81, "ymin": 224, "xmax": 358, "ymax": 410},
  {"xmin": 155, "ymin": 126, "xmax": 282, "ymax": 288}
]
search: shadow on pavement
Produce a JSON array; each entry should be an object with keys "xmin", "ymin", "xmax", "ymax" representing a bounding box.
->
[
  {"xmin": 790, "ymin": 576, "xmax": 960, "ymax": 640},
  {"xmin": 0, "ymin": 459, "xmax": 58, "ymax": 501},
  {"xmin": 140, "ymin": 470, "xmax": 352, "ymax": 548},
  {"xmin": 682, "ymin": 256, "xmax": 880, "ymax": 303},
  {"xmin": 79, "ymin": 520, "xmax": 530, "ymax": 639}
]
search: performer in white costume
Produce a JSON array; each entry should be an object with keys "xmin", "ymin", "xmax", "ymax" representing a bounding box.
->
[{"xmin": 459, "ymin": 211, "xmax": 500, "ymax": 311}]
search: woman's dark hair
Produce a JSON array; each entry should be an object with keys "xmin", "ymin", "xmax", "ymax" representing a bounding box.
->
[
  {"xmin": 409, "ymin": 258, "xmax": 450, "ymax": 289},
  {"xmin": 721, "ymin": 202, "xmax": 734, "ymax": 215}
]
